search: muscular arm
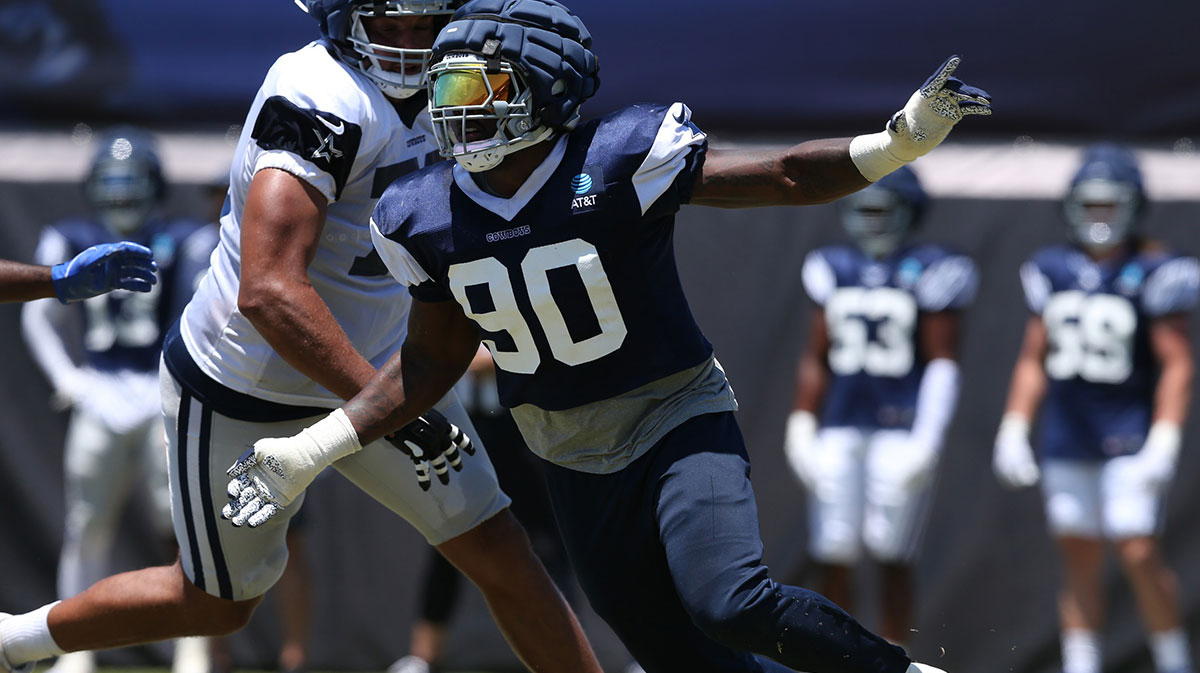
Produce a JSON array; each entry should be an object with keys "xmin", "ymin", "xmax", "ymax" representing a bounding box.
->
[
  {"xmin": 237, "ymin": 168, "xmax": 377, "ymax": 401},
  {"xmin": 792, "ymin": 308, "xmax": 830, "ymax": 413},
  {"xmin": 343, "ymin": 297, "xmax": 482, "ymax": 444},
  {"xmin": 1003, "ymin": 316, "xmax": 1049, "ymax": 418},
  {"xmin": 0, "ymin": 259, "xmax": 56, "ymax": 302},
  {"xmin": 690, "ymin": 139, "xmax": 870, "ymax": 209},
  {"xmin": 1148, "ymin": 314, "xmax": 1193, "ymax": 425}
]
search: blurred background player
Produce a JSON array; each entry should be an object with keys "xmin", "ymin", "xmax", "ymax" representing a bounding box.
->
[
  {"xmin": 784, "ymin": 165, "xmax": 977, "ymax": 648},
  {"xmin": 20, "ymin": 127, "xmax": 214, "ymax": 673},
  {"xmin": 389, "ymin": 345, "xmax": 574, "ymax": 673},
  {"xmin": 993, "ymin": 144, "xmax": 1197, "ymax": 673}
]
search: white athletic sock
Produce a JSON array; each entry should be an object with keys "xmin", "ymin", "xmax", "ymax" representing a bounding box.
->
[
  {"xmin": 1150, "ymin": 627, "xmax": 1193, "ymax": 673},
  {"xmin": 1062, "ymin": 629, "xmax": 1101, "ymax": 673},
  {"xmin": 1, "ymin": 603, "xmax": 66, "ymax": 666}
]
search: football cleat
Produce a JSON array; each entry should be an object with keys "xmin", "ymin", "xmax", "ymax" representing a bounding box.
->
[
  {"xmin": 386, "ymin": 655, "xmax": 432, "ymax": 673},
  {"xmin": 908, "ymin": 662, "xmax": 950, "ymax": 673}
]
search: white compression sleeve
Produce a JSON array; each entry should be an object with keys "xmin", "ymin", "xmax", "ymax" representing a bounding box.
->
[{"xmin": 909, "ymin": 358, "xmax": 960, "ymax": 449}]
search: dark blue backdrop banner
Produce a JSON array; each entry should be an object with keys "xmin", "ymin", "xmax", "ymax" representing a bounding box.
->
[{"xmin": 1, "ymin": 0, "xmax": 1197, "ymax": 138}]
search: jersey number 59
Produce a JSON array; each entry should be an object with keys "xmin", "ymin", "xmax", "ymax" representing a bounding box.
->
[{"xmin": 1043, "ymin": 291, "xmax": 1136, "ymax": 384}]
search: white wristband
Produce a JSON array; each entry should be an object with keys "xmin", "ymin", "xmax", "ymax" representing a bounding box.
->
[
  {"xmin": 786, "ymin": 410, "xmax": 817, "ymax": 447},
  {"xmin": 1142, "ymin": 421, "xmax": 1182, "ymax": 464},
  {"xmin": 849, "ymin": 131, "xmax": 910, "ymax": 182},
  {"xmin": 303, "ymin": 408, "xmax": 364, "ymax": 467},
  {"xmin": 997, "ymin": 412, "xmax": 1031, "ymax": 441}
]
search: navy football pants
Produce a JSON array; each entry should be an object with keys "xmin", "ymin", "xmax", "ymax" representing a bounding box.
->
[{"xmin": 542, "ymin": 411, "xmax": 911, "ymax": 673}]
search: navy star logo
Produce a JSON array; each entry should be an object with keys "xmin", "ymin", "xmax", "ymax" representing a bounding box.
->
[{"xmin": 311, "ymin": 129, "xmax": 343, "ymax": 162}]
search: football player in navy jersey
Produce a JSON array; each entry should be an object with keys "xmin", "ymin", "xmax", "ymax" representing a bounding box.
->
[
  {"xmin": 220, "ymin": 1, "xmax": 991, "ymax": 672},
  {"xmin": 993, "ymin": 144, "xmax": 1197, "ymax": 673},
  {"xmin": 785, "ymin": 166, "xmax": 976, "ymax": 649},
  {"xmin": 0, "ymin": 4, "xmax": 601, "ymax": 673},
  {"xmin": 21, "ymin": 127, "xmax": 212, "ymax": 673}
]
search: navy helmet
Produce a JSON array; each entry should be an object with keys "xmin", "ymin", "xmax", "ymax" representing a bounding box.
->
[
  {"xmin": 841, "ymin": 165, "xmax": 928, "ymax": 258},
  {"xmin": 426, "ymin": 0, "xmax": 600, "ymax": 171},
  {"xmin": 1063, "ymin": 142, "xmax": 1145, "ymax": 250},
  {"xmin": 297, "ymin": 0, "xmax": 463, "ymax": 99},
  {"xmin": 84, "ymin": 126, "xmax": 165, "ymax": 235}
]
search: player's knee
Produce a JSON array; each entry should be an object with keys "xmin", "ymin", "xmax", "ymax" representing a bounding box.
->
[
  {"xmin": 173, "ymin": 564, "xmax": 262, "ymax": 636},
  {"xmin": 862, "ymin": 530, "xmax": 908, "ymax": 562},
  {"xmin": 679, "ymin": 572, "xmax": 776, "ymax": 650},
  {"xmin": 1115, "ymin": 537, "xmax": 1160, "ymax": 574}
]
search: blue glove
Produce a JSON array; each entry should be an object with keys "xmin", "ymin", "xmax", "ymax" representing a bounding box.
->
[{"xmin": 51, "ymin": 241, "xmax": 158, "ymax": 304}]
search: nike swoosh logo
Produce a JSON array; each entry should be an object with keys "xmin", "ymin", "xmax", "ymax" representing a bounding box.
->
[{"xmin": 317, "ymin": 115, "xmax": 345, "ymax": 135}]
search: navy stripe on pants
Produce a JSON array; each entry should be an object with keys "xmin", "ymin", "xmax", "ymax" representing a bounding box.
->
[{"xmin": 542, "ymin": 411, "xmax": 910, "ymax": 673}]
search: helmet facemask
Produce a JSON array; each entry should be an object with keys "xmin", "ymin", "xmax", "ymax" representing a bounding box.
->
[
  {"xmin": 428, "ymin": 53, "xmax": 554, "ymax": 172},
  {"xmin": 346, "ymin": 1, "xmax": 457, "ymax": 99},
  {"xmin": 841, "ymin": 187, "xmax": 914, "ymax": 258},
  {"xmin": 1064, "ymin": 178, "xmax": 1140, "ymax": 251}
]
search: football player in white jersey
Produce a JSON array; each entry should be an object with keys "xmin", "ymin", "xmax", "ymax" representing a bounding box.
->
[
  {"xmin": 218, "ymin": 2, "xmax": 992, "ymax": 672},
  {"xmin": 0, "ymin": 4, "xmax": 600, "ymax": 673}
]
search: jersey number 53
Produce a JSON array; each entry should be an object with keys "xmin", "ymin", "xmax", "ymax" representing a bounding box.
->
[{"xmin": 824, "ymin": 287, "xmax": 917, "ymax": 378}]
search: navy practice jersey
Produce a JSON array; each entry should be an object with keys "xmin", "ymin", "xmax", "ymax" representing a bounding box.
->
[
  {"xmin": 32, "ymin": 216, "xmax": 211, "ymax": 372},
  {"xmin": 802, "ymin": 242, "xmax": 977, "ymax": 429},
  {"xmin": 371, "ymin": 102, "xmax": 712, "ymax": 413},
  {"xmin": 1022, "ymin": 244, "xmax": 1199, "ymax": 460}
]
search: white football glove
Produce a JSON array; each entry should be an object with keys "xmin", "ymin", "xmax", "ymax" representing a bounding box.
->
[
  {"xmin": 222, "ymin": 408, "xmax": 362, "ymax": 528},
  {"xmin": 783, "ymin": 410, "xmax": 820, "ymax": 489},
  {"xmin": 992, "ymin": 413, "xmax": 1040, "ymax": 489},
  {"xmin": 865, "ymin": 429, "xmax": 940, "ymax": 506},
  {"xmin": 1107, "ymin": 421, "xmax": 1181, "ymax": 491},
  {"xmin": 49, "ymin": 368, "xmax": 91, "ymax": 412},
  {"xmin": 850, "ymin": 55, "xmax": 992, "ymax": 181}
]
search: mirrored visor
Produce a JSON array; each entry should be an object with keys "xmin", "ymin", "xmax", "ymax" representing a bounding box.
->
[{"xmin": 433, "ymin": 69, "xmax": 512, "ymax": 107}]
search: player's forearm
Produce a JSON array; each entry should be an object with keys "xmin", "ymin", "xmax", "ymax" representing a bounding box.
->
[
  {"xmin": 693, "ymin": 139, "xmax": 869, "ymax": 208},
  {"xmin": 342, "ymin": 342, "xmax": 465, "ymax": 445},
  {"xmin": 238, "ymin": 280, "xmax": 377, "ymax": 401},
  {"xmin": 1153, "ymin": 356, "xmax": 1193, "ymax": 425},
  {"xmin": 0, "ymin": 260, "xmax": 56, "ymax": 303},
  {"xmin": 21, "ymin": 298, "xmax": 78, "ymax": 389},
  {"xmin": 1004, "ymin": 356, "xmax": 1046, "ymax": 420},
  {"xmin": 793, "ymin": 353, "xmax": 828, "ymax": 413}
]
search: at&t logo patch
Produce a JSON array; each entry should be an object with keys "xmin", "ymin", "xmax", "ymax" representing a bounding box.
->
[{"xmin": 570, "ymin": 167, "xmax": 604, "ymax": 213}]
